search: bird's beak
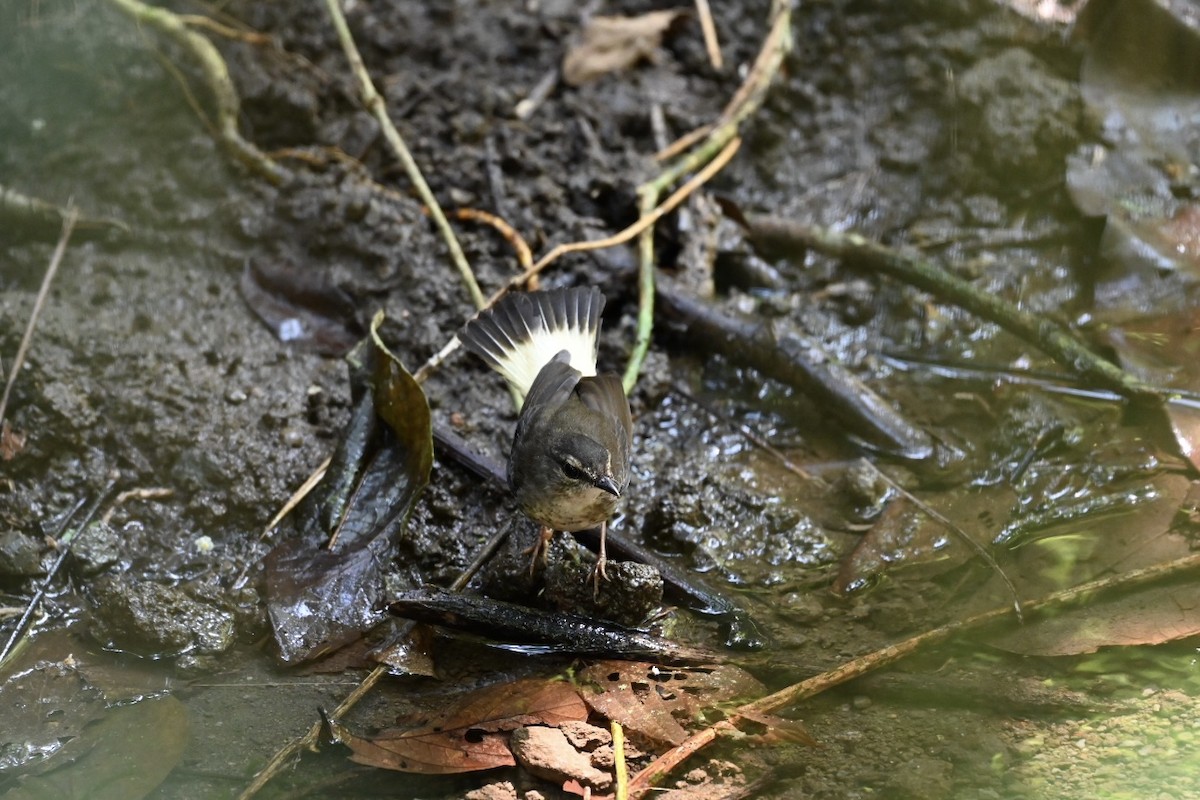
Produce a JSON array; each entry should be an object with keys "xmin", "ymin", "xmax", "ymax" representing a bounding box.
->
[{"xmin": 595, "ymin": 475, "xmax": 621, "ymax": 497}]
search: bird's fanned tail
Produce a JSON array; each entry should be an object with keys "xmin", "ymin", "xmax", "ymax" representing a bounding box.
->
[{"xmin": 458, "ymin": 287, "xmax": 605, "ymax": 400}]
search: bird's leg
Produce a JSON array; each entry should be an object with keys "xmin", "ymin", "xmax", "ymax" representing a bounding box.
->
[
  {"xmin": 524, "ymin": 525, "xmax": 555, "ymax": 576},
  {"xmin": 591, "ymin": 520, "xmax": 609, "ymax": 596}
]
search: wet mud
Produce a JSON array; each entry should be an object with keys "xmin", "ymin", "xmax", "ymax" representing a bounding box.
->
[{"xmin": 3, "ymin": 1, "xmax": 1200, "ymax": 798}]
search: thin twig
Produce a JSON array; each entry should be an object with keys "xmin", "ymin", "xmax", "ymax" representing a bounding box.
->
[
  {"xmin": 621, "ymin": 0, "xmax": 791, "ymax": 392},
  {"xmin": 451, "ymin": 207, "xmax": 534, "ymax": 272},
  {"xmin": 0, "ymin": 184, "xmax": 128, "ymax": 236},
  {"xmin": 179, "ymin": 13, "xmax": 271, "ymax": 44},
  {"xmin": 515, "ymin": 67, "xmax": 560, "ymax": 121},
  {"xmin": 863, "ymin": 460, "xmax": 1023, "ymax": 620},
  {"xmin": 321, "ymin": 0, "xmax": 483, "ymax": 310},
  {"xmin": 99, "ymin": 487, "xmax": 174, "ymax": 526},
  {"xmin": 628, "ymin": 550, "xmax": 1200, "ymax": 796},
  {"xmin": 408, "ymin": 139, "xmax": 742, "ymax": 389},
  {"xmin": 613, "ymin": 720, "xmax": 629, "ymax": 800},
  {"xmin": 693, "ymin": 0, "xmax": 723, "ymax": 69},
  {"xmin": 521, "ymin": 137, "xmax": 742, "ymax": 288},
  {"xmin": 0, "ymin": 206, "xmax": 78, "ymax": 429},
  {"xmin": 626, "ymin": 191, "xmax": 659, "ymax": 395}
]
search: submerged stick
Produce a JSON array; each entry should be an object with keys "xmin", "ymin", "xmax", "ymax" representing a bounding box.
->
[
  {"xmin": 0, "ymin": 184, "xmax": 128, "ymax": 239},
  {"xmin": 741, "ymin": 216, "xmax": 1161, "ymax": 403},
  {"xmin": 657, "ymin": 284, "xmax": 934, "ymax": 460},
  {"xmin": 628, "ymin": 549, "xmax": 1200, "ymax": 797}
]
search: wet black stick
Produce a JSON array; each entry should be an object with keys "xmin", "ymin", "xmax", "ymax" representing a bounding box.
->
[
  {"xmin": 387, "ymin": 588, "xmax": 713, "ymax": 663},
  {"xmin": 742, "ymin": 216, "xmax": 1162, "ymax": 404},
  {"xmin": 0, "ymin": 478, "xmax": 117, "ymax": 666},
  {"xmin": 656, "ymin": 284, "xmax": 934, "ymax": 460}
]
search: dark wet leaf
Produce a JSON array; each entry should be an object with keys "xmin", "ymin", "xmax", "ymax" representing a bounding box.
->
[
  {"xmin": 562, "ymin": 11, "xmax": 684, "ymax": 86},
  {"xmin": 2, "ymin": 696, "xmax": 188, "ymax": 800},
  {"xmin": 328, "ymin": 679, "xmax": 588, "ymax": 774},
  {"xmin": 0, "ymin": 661, "xmax": 106, "ymax": 774},
  {"xmin": 368, "ymin": 315, "xmax": 434, "ymax": 486},
  {"xmin": 239, "ymin": 259, "xmax": 362, "ymax": 356},
  {"xmin": 265, "ymin": 317, "xmax": 432, "ymax": 663}
]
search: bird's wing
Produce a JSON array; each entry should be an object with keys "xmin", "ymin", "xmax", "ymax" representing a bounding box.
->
[
  {"xmin": 575, "ymin": 373, "xmax": 634, "ymax": 488},
  {"xmin": 514, "ymin": 351, "xmax": 581, "ymax": 444}
]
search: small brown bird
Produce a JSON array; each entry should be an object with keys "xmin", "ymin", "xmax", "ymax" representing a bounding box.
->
[{"xmin": 458, "ymin": 287, "xmax": 633, "ymax": 586}]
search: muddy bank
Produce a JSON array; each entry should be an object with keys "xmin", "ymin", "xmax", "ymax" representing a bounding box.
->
[{"xmin": 3, "ymin": 0, "xmax": 1200, "ymax": 798}]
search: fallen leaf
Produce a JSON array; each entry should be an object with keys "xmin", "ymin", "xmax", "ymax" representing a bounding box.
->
[
  {"xmin": 0, "ymin": 660, "xmax": 106, "ymax": 774},
  {"xmin": 265, "ymin": 317, "xmax": 432, "ymax": 663},
  {"xmin": 1094, "ymin": 307, "xmax": 1200, "ymax": 470},
  {"xmin": 2, "ymin": 696, "xmax": 188, "ymax": 800},
  {"xmin": 1066, "ymin": 0, "xmax": 1200, "ymax": 289},
  {"xmin": 834, "ymin": 485, "xmax": 1018, "ymax": 596},
  {"xmin": 239, "ymin": 259, "xmax": 362, "ymax": 356},
  {"xmin": 562, "ymin": 11, "xmax": 684, "ymax": 86},
  {"xmin": 575, "ymin": 662, "xmax": 764, "ymax": 748},
  {"xmin": 328, "ymin": 678, "xmax": 588, "ymax": 774},
  {"xmin": 737, "ymin": 709, "xmax": 818, "ymax": 746},
  {"xmin": 971, "ymin": 473, "xmax": 1200, "ymax": 655},
  {"xmin": 987, "ymin": 581, "xmax": 1200, "ymax": 656},
  {"xmin": 1, "ymin": 420, "xmax": 26, "ymax": 460}
]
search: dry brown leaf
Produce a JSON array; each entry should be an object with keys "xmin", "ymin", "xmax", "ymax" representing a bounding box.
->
[
  {"xmin": 737, "ymin": 709, "xmax": 819, "ymax": 747},
  {"xmin": 562, "ymin": 10, "xmax": 685, "ymax": 86},
  {"xmin": 1, "ymin": 420, "xmax": 26, "ymax": 460},
  {"xmin": 329, "ymin": 678, "xmax": 588, "ymax": 774},
  {"xmin": 576, "ymin": 661, "xmax": 765, "ymax": 748},
  {"xmin": 1096, "ymin": 307, "xmax": 1200, "ymax": 470}
]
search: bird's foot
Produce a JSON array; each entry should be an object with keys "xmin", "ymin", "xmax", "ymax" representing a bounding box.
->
[
  {"xmin": 523, "ymin": 525, "xmax": 555, "ymax": 577},
  {"xmin": 590, "ymin": 521, "xmax": 610, "ymax": 598}
]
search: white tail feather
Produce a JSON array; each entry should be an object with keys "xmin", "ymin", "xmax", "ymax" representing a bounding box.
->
[{"xmin": 458, "ymin": 287, "xmax": 605, "ymax": 400}]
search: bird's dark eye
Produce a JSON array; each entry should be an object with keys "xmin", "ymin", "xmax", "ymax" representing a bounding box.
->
[{"xmin": 560, "ymin": 460, "xmax": 589, "ymax": 482}]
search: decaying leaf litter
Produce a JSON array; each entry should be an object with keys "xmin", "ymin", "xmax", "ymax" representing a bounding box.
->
[{"xmin": 4, "ymin": 0, "xmax": 1200, "ymax": 798}]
